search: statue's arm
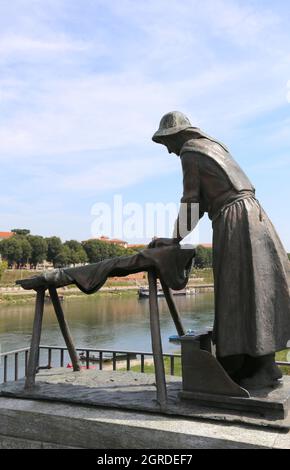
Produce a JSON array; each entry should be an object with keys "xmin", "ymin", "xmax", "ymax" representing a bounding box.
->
[{"xmin": 173, "ymin": 152, "xmax": 204, "ymax": 242}]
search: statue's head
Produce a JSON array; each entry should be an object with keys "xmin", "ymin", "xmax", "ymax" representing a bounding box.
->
[{"xmin": 152, "ymin": 111, "xmax": 193, "ymax": 156}]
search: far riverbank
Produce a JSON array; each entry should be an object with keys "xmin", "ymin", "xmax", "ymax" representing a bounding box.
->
[
  {"xmin": 0, "ymin": 267, "xmax": 214, "ymax": 305},
  {"xmin": 0, "ymin": 283, "xmax": 214, "ymax": 305}
]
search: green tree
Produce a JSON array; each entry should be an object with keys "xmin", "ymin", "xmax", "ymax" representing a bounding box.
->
[
  {"xmin": 82, "ymin": 239, "xmax": 111, "ymax": 263},
  {"xmin": 0, "ymin": 235, "xmax": 32, "ymax": 268},
  {"xmin": 194, "ymin": 245, "xmax": 213, "ymax": 268},
  {"xmin": 64, "ymin": 240, "xmax": 81, "ymax": 251},
  {"xmin": 18, "ymin": 237, "xmax": 32, "ymax": 267},
  {"xmin": 82, "ymin": 239, "xmax": 138, "ymax": 263},
  {"xmin": 75, "ymin": 246, "xmax": 88, "ymax": 264},
  {"xmin": 0, "ymin": 260, "xmax": 8, "ymax": 281},
  {"xmin": 0, "ymin": 237, "xmax": 23, "ymax": 267},
  {"xmin": 46, "ymin": 236, "xmax": 63, "ymax": 267},
  {"xmin": 27, "ymin": 235, "xmax": 48, "ymax": 268},
  {"xmin": 54, "ymin": 246, "xmax": 72, "ymax": 267},
  {"xmin": 11, "ymin": 229, "xmax": 30, "ymax": 236},
  {"xmin": 64, "ymin": 240, "xmax": 88, "ymax": 265}
]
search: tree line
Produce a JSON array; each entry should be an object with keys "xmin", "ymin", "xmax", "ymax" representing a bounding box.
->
[
  {"xmin": 0, "ymin": 229, "xmax": 140, "ymax": 269},
  {"xmin": 194, "ymin": 245, "xmax": 213, "ymax": 269},
  {"xmin": 193, "ymin": 246, "xmax": 290, "ymax": 269},
  {"xmin": 0, "ymin": 229, "xmax": 213, "ymax": 269}
]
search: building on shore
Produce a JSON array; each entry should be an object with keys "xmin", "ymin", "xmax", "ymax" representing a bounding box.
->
[
  {"xmin": 0, "ymin": 231, "xmax": 14, "ymax": 241},
  {"xmin": 97, "ymin": 235, "xmax": 128, "ymax": 248},
  {"xmin": 96, "ymin": 236, "xmax": 146, "ymax": 251}
]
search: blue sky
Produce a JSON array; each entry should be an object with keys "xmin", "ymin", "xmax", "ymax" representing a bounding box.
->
[{"xmin": 0, "ymin": 0, "xmax": 290, "ymax": 249}]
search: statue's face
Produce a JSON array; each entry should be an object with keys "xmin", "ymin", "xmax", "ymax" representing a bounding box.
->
[{"xmin": 161, "ymin": 135, "xmax": 181, "ymax": 156}]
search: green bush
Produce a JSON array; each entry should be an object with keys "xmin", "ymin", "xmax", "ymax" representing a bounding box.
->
[{"xmin": 0, "ymin": 260, "xmax": 8, "ymax": 281}]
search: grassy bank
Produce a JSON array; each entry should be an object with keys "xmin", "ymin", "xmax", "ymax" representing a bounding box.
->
[
  {"xmin": 0, "ymin": 293, "xmax": 37, "ymax": 304},
  {"xmin": 122, "ymin": 355, "xmax": 182, "ymax": 376},
  {"xmin": 190, "ymin": 268, "xmax": 214, "ymax": 284},
  {"xmin": 0, "ymin": 288, "xmax": 138, "ymax": 305},
  {"xmin": 0, "ymin": 269, "xmax": 43, "ymax": 287},
  {"xmin": 276, "ymin": 349, "xmax": 290, "ymax": 375}
]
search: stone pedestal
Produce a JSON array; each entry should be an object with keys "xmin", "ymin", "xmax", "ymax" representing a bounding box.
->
[
  {"xmin": 0, "ymin": 395, "xmax": 290, "ymax": 449},
  {"xmin": 1, "ymin": 369, "xmax": 290, "ymax": 429}
]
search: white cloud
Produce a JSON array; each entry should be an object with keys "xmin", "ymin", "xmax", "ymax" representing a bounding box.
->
[
  {"xmin": 60, "ymin": 155, "xmax": 178, "ymax": 192},
  {"xmin": 102, "ymin": 0, "xmax": 282, "ymax": 52},
  {"xmin": 0, "ymin": 1, "xmax": 288, "ymax": 161},
  {"xmin": 0, "ymin": 34, "xmax": 90, "ymax": 58},
  {"xmin": 0, "ymin": 57, "xmax": 287, "ymax": 160},
  {"xmin": 249, "ymin": 154, "xmax": 290, "ymax": 172},
  {"xmin": 0, "ymin": 0, "xmax": 290, "ymax": 246}
]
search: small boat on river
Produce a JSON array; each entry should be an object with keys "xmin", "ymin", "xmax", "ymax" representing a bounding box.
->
[{"xmin": 138, "ymin": 287, "xmax": 187, "ymax": 298}]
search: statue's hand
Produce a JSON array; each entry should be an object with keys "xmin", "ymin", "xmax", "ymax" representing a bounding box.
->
[
  {"xmin": 16, "ymin": 275, "xmax": 47, "ymax": 290},
  {"xmin": 147, "ymin": 237, "xmax": 179, "ymax": 249}
]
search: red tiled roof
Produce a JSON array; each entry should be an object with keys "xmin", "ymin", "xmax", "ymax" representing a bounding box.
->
[
  {"xmin": 0, "ymin": 232, "xmax": 14, "ymax": 239},
  {"xmin": 98, "ymin": 236, "xmax": 127, "ymax": 245},
  {"xmin": 199, "ymin": 243, "xmax": 212, "ymax": 249}
]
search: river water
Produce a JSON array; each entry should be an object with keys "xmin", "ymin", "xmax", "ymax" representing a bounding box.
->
[
  {"xmin": 0, "ymin": 292, "xmax": 214, "ymax": 380},
  {"xmin": 0, "ymin": 292, "xmax": 214, "ymax": 354}
]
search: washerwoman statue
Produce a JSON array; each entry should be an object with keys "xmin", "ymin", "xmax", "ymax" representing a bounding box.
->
[{"xmin": 151, "ymin": 111, "xmax": 290, "ymax": 389}]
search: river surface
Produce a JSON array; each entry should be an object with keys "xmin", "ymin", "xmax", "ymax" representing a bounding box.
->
[
  {"xmin": 0, "ymin": 293, "xmax": 214, "ymax": 353},
  {"xmin": 0, "ymin": 292, "xmax": 214, "ymax": 380}
]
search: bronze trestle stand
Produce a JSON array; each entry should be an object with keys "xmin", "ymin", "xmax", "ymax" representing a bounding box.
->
[
  {"xmin": 24, "ymin": 270, "xmax": 186, "ymax": 409},
  {"xmin": 25, "ymin": 287, "xmax": 81, "ymax": 389}
]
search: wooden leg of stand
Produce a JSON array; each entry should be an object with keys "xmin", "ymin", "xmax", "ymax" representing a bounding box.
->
[
  {"xmin": 25, "ymin": 289, "xmax": 45, "ymax": 389},
  {"xmin": 160, "ymin": 279, "xmax": 186, "ymax": 337},
  {"xmin": 148, "ymin": 271, "xmax": 167, "ymax": 408},
  {"xmin": 48, "ymin": 286, "xmax": 81, "ymax": 372}
]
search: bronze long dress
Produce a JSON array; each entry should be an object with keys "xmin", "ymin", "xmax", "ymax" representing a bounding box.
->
[{"xmin": 178, "ymin": 137, "xmax": 290, "ymax": 358}]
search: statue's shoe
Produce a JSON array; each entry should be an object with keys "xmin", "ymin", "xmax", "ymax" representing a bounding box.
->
[
  {"xmin": 239, "ymin": 374, "xmax": 283, "ymax": 390},
  {"xmin": 238, "ymin": 361, "xmax": 283, "ymax": 390}
]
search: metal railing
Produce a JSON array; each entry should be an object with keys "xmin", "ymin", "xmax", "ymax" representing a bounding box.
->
[
  {"xmin": 1, "ymin": 345, "xmax": 289, "ymax": 385},
  {"xmin": 0, "ymin": 347, "xmax": 30, "ymax": 383},
  {"xmin": 0, "ymin": 345, "xmax": 181, "ymax": 384}
]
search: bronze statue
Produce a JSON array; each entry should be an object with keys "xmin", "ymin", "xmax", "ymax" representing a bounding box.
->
[
  {"xmin": 152, "ymin": 111, "xmax": 290, "ymax": 389},
  {"xmin": 15, "ymin": 112, "xmax": 290, "ymax": 395}
]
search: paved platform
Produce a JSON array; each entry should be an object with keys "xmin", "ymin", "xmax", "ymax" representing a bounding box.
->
[{"xmin": 1, "ymin": 369, "xmax": 290, "ymax": 432}]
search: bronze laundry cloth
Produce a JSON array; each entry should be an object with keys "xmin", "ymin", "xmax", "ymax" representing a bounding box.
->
[{"xmin": 16, "ymin": 246, "xmax": 195, "ymax": 292}]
